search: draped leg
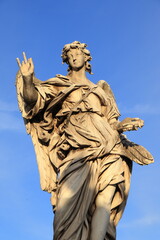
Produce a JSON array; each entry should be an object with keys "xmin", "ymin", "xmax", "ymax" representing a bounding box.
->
[
  {"xmin": 54, "ymin": 153, "xmax": 132, "ymax": 240},
  {"xmin": 54, "ymin": 159, "xmax": 99, "ymax": 240},
  {"xmin": 95, "ymin": 154, "xmax": 132, "ymax": 240}
]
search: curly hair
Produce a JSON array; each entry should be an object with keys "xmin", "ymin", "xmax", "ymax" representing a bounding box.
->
[{"xmin": 61, "ymin": 41, "xmax": 93, "ymax": 74}]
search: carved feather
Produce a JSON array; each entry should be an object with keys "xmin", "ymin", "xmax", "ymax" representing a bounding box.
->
[{"xmin": 120, "ymin": 134, "xmax": 154, "ymax": 165}]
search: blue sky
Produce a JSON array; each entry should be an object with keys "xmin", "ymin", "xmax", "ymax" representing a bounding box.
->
[{"xmin": 0, "ymin": 0, "xmax": 160, "ymax": 239}]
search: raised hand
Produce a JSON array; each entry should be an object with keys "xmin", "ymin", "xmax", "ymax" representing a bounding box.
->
[
  {"xmin": 16, "ymin": 52, "xmax": 38, "ymax": 106},
  {"xmin": 117, "ymin": 117, "xmax": 144, "ymax": 132},
  {"xmin": 16, "ymin": 52, "xmax": 34, "ymax": 77}
]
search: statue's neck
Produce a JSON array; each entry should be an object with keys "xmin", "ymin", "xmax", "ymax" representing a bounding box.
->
[{"xmin": 67, "ymin": 67, "xmax": 89, "ymax": 85}]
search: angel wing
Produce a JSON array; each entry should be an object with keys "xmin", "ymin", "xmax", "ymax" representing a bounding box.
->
[
  {"xmin": 16, "ymin": 71, "xmax": 57, "ymax": 193},
  {"xmin": 97, "ymin": 79, "xmax": 154, "ymax": 166},
  {"xmin": 120, "ymin": 134, "xmax": 154, "ymax": 165},
  {"xmin": 97, "ymin": 80, "xmax": 120, "ymax": 120}
]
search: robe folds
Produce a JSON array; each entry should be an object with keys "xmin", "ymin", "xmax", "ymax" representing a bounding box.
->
[{"xmin": 16, "ymin": 73, "xmax": 153, "ymax": 240}]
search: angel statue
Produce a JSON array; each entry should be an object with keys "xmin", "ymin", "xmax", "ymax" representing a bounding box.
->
[{"xmin": 16, "ymin": 41, "xmax": 153, "ymax": 240}]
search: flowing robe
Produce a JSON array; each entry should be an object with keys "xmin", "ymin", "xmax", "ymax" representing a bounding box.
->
[{"xmin": 16, "ymin": 74, "xmax": 153, "ymax": 240}]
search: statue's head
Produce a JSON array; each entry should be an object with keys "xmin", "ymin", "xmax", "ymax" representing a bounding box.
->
[{"xmin": 61, "ymin": 41, "xmax": 93, "ymax": 74}]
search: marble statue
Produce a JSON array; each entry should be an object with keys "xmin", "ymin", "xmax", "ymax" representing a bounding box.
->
[{"xmin": 16, "ymin": 41, "xmax": 154, "ymax": 240}]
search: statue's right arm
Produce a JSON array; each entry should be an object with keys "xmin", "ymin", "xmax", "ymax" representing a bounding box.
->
[
  {"xmin": 22, "ymin": 74, "xmax": 38, "ymax": 111},
  {"xmin": 16, "ymin": 52, "xmax": 38, "ymax": 112}
]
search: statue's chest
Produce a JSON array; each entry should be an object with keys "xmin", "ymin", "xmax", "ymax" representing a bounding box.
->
[{"xmin": 64, "ymin": 87, "xmax": 102, "ymax": 110}]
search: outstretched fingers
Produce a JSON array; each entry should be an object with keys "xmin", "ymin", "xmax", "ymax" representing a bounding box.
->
[
  {"xmin": 16, "ymin": 52, "xmax": 34, "ymax": 77},
  {"xmin": 16, "ymin": 58, "xmax": 21, "ymax": 68},
  {"xmin": 133, "ymin": 118, "xmax": 144, "ymax": 128},
  {"xmin": 23, "ymin": 52, "xmax": 28, "ymax": 63},
  {"xmin": 16, "ymin": 51, "xmax": 27, "ymax": 68}
]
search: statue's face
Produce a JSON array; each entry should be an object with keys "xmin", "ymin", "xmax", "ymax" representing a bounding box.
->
[{"xmin": 67, "ymin": 48, "xmax": 86, "ymax": 71}]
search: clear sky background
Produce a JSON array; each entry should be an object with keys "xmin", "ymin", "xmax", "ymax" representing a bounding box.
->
[{"xmin": 0, "ymin": 0, "xmax": 159, "ymax": 239}]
